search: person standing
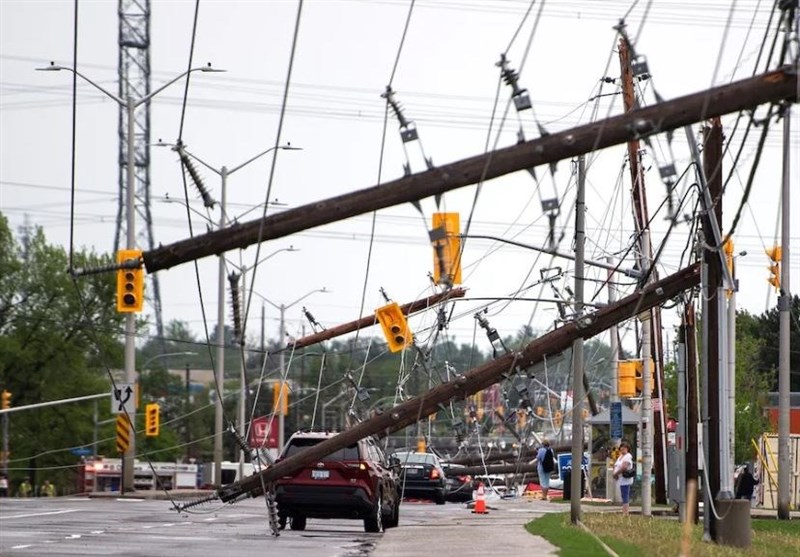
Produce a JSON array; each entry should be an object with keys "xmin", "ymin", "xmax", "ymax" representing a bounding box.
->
[
  {"xmin": 18, "ymin": 477, "xmax": 32, "ymax": 498},
  {"xmin": 536, "ymin": 439, "xmax": 555, "ymax": 501},
  {"xmin": 735, "ymin": 464, "xmax": 759, "ymax": 501},
  {"xmin": 40, "ymin": 480, "xmax": 56, "ymax": 497},
  {"xmin": 613, "ymin": 440, "xmax": 635, "ymax": 516},
  {"xmin": 0, "ymin": 473, "xmax": 8, "ymax": 497}
]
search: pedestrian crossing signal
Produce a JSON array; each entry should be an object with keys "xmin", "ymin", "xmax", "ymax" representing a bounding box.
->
[
  {"xmin": 375, "ymin": 302, "xmax": 413, "ymax": 352},
  {"xmin": 145, "ymin": 403, "xmax": 160, "ymax": 437},
  {"xmin": 116, "ymin": 249, "xmax": 144, "ymax": 313}
]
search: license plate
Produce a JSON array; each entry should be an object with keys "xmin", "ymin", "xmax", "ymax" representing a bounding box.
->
[{"xmin": 312, "ymin": 470, "xmax": 329, "ymax": 480}]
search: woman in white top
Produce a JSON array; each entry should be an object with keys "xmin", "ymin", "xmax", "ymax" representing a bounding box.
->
[{"xmin": 613, "ymin": 440, "xmax": 635, "ymax": 516}]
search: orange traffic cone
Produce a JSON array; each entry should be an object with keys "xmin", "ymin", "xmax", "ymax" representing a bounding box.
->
[{"xmin": 472, "ymin": 481, "xmax": 488, "ymax": 514}]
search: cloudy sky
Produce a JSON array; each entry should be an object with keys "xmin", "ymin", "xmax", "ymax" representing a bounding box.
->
[{"xmin": 1, "ymin": 0, "xmax": 798, "ymax": 361}]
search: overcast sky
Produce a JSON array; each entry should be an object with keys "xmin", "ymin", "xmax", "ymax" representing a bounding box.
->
[{"xmin": 1, "ymin": 0, "xmax": 798, "ymax": 361}]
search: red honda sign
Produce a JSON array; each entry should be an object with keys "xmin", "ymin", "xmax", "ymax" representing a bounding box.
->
[{"xmin": 248, "ymin": 416, "xmax": 279, "ymax": 449}]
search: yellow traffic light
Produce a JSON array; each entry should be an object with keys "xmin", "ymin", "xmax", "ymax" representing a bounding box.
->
[
  {"xmin": 145, "ymin": 403, "xmax": 160, "ymax": 437},
  {"xmin": 116, "ymin": 249, "xmax": 144, "ymax": 313},
  {"xmin": 723, "ymin": 238, "xmax": 734, "ymax": 274},
  {"xmin": 431, "ymin": 212, "xmax": 462, "ymax": 286},
  {"xmin": 634, "ymin": 358, "xmax": 655, "ymax": 395},
  {"xmin": 273, "ymin": 382, "xmax": 289, "ymax": 416},
  {"xmin": 375, "ymin": 302, "xmax": 413, "ymax": 352},
  {"xmin": 1, "ymin": 390, "xmax": 11, "ymax": 410},
  {"xmin": 618, "ymin": 360, "xmax": 637, "ymax": 398},
  {"xmin": 766, "ymin": 246, "xmax": 781, "ymax": 290}
]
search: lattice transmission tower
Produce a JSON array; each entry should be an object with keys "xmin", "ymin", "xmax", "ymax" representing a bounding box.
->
[{"xmin": 115, "ymin": 0, "xmax": 165, "ymax": 342}]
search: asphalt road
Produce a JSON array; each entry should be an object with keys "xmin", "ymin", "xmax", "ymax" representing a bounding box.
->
[{"xmin": 1, "ymin": 494, "xmax": 559, "ymax": 557}]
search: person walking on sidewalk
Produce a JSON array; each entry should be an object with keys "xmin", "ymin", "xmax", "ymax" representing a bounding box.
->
[
  {"xmin": 536, "ymin": 439, "xmax": 555, "ymax": 501},
  {"xmin": 613, "ymin": 440, "xmax": 635, "ymax": 516},
  {"xmin": 0, "ymin": 473, "xmax": 8, "ymax": 497}
]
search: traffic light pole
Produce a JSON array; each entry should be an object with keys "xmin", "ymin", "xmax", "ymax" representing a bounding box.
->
[{"xmin": 122, "ymin": 98, "xmax": 137, "ymax": 493}]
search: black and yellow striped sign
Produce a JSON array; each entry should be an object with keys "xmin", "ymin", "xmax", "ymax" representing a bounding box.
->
[{"xmin": 116, "ymin": 414, "xmax": 131, "ymax": 453}]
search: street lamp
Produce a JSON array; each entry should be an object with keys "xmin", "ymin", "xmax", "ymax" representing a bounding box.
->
[
  {"xmin": 228, "ymin": 248, "xmax": 298, "ymax": 481},
  {"xmin": 38, "ymin": 61, "xmax": 223, "ymax": 493},
  {"xmin": 140, "ymin": 351, "xmax": 197, "ymax": 371},
  {"xmin": 256, "ymin": 288, "xmax": 330, "ymax": 450},
  {"xmin": 161, "ymin": 144, "xmax": 301, "ymax": 488}
]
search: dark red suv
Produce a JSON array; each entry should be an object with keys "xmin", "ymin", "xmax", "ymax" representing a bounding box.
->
[{"xmin": 274, "ymin": 430, "xmax": 401, "ymax": 532}]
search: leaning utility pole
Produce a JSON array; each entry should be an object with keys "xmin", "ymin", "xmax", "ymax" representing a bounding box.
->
[
  {"xmin": 619, "ymin": 38, "xmax": 667, "ymax": 505},
  {"xmin": 702, "ymin": 118, "xmax": 724, "ymax": 540},
  {"xmin": 570, "ymin": 155, "xmax": 586, "ymax": 524},
  {"xmin": 205, "ymin": 264, "xmax": 700, "ymax": 505},
  {"xmin": 142, "ymin": 67, "xmax": 797, "ymax": 275}
]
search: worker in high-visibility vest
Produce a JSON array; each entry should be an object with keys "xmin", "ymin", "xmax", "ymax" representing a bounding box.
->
[
  {"xmin": 18, "ymin": 477, "xmax": 32, "ymax": 497},
  {"xmin": 40, "ymin": 480, "xmax": 56, "ymax": 497}
]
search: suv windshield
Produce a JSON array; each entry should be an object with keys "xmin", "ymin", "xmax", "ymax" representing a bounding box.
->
[{"xmin": 283, "ymin": 438, "xmax": 360, "ymax": 461}]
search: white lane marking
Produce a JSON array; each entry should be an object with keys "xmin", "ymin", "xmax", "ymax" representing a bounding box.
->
[
  {"xmin": 115, "ymin": 498, "xmax": 145, "ymax": 502},
  {"xmin": 11, "ymin": 545, "xmax": 33, "ymax": 549},
  {"xmin": 1, "ymin": 509, "xmax": 80, "ymax": 520},
  {"xmin": 90, "ymin": 530, "xmax": 104, "ymax": 534},
  {"xmin": 65, "ymin": 534, "xmax": 81, "ymax": 539}
]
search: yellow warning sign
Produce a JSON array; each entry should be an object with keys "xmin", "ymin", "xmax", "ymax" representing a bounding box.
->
[{"xmin": 116, "ymin": 414, "xmax": 131, "ymax": 453}]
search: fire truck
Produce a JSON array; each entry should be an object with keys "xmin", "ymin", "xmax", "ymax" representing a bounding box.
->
[{"xmin": 77, "ymin": 456, "xmax": 199, "ymax": 493}]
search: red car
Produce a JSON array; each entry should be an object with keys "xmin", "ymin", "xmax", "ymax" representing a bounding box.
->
[{"xmin": 274, "ymin": 430, "xmax": 401, "ymax": 532}]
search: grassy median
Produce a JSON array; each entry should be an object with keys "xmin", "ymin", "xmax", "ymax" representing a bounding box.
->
[{"xmin": 526, "ymin": 512, "xmax": 800, "ymax": 556}]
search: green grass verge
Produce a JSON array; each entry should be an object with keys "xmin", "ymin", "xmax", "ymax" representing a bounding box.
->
[{"xmin": 526, "ymin": 512, "xmax": 800, "ymax": 557}]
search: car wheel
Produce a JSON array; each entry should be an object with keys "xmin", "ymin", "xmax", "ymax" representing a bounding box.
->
[
  {"xmin": 364, "ymin": 493, "xmax": 383, "ymax": 533},
  {"xmin": 278, "ymin": 514, "xmax": 287, "ymax": 530},
  {"xmin": 384, "ymin": 498, "xmax": 399, "ymax": 529},
  {"xmin": 435, "ymin": 490, "xmax": 446, "ymax": 505},
  {"xmin": 290, "ymin": 516, "xmax": 306, "ymax": 531}
]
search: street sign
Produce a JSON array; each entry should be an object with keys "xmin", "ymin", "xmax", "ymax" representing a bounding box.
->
[
  {"xmin": 116, "ymin": 415, "xmax": 131, "ymax": 453},
  {"xmin": 557, "ymin": 452, "xmax": 589, "ymax": 481},
  {"xmin": 248, "ymin": 416, "xmax": 279, "ymax": 449},
  {"xmin": 70, "ymin": 447, "xmax": 92, "ymax": 457},
  {"xmin": 610, "ymin": 401, "xmax": 623, "ymax": 440},
  {"xmin": 111, "ymin": 383, "xmax": 135, "ymax": 415}
]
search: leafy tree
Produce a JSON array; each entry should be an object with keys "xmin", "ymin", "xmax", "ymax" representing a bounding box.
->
[{"xmin": 0, "ymin": 213, "xmax": 124, "ymax": 493}]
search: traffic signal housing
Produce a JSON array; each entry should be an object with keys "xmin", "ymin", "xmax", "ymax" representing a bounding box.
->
[
  {"xmin": 1, "ymin": 390, "xmax": 11, "ymax": 410},
  {"xmin": 375, "ymin": 302, "xmax": 413, "ymax": 352},
  {"xmin": 116, "ymin": 249, "xmax": 145, "ymax": 313},
  {"xmin": 145, "ymin": 403, "xmax": 160, "ymax": 437},
  {"xmin": 273, "ymin": 382, "xmax": 289, "ymax": 416},
  {"xmin": 617, "ymin": 361, "xmax": 637, "ymax": 398},
  {"xmin": 766, "ymin": 246, "xmax": 781, "ymax": 290},
  {"xmin": 431, "ymin": 212, "xmax": 462, "ymax": 286}
]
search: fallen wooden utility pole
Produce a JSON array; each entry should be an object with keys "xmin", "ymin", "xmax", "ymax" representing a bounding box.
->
[
  {"xmin": 287, "ymin": 288, "xmax": 467, "ymax": 350},
  {"xmin": 212, "ymin": 263, "xmax": 700, "ymax": 504},
  {"xmin": 447, "ymin": 463, "xmax": 539, "ymax": 477},
  {"xmin": 145, "ymin": 67, "xmax": 795, "ymax": 274}
]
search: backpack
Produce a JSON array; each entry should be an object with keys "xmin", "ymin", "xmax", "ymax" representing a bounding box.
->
[{"xmin": 541, "ymin": 448, "xmax": 555, "ymax": 474}]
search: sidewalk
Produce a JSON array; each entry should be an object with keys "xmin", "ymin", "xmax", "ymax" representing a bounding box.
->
[{"xmin": 372, "ymin": 496, "xmax": 564, "ymax": 557}]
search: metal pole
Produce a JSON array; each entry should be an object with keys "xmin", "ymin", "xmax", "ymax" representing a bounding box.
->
[
  {"xmin": 677, "ymin": 322, "xmax": 687, "ymax": 522},
  {"xmin": 239, "ymin": 266, "xmax": 247, "ymax": 481},
  {"xmin": 122, "ymin": 98, "xmax": 137, "ymax": 493},
  {"xmin": 570, "ymin": 155, "xmax": 585, "ymax": 524},
  {"xmin": 214, "ymin": 167, "xmax": 228, "ymax": 488},
  {"xmin": 701, "ymin": 253, "xmax": 711, "ymax": 538},
  {"xmin": 718, "ymin": 285, "xmax": 733, "ymax": 498},
  {"xmin": 608, "ymin": 256, "xmax": 618, "ymax": 406},
  {"xmin": 728, "ymin": 282, "xmax": 736, "ymax": 486},
  {"xmin": 278, "ymin": 304, "xmax": 286, "ymax": 453},
  {"xmin": 777, "ymin": 105, "xmax": 791, "ymax": 520},
  {"xmin": 641, "ymin": 229, "xmax": 653, "ymax": 517},
  {"xmin": 93, "ymin": 400, "xmax": 98, "ymax": 457},
  {"xmin": 2, "ymin": 413, "xmax": 8, "ymax": 476}
]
